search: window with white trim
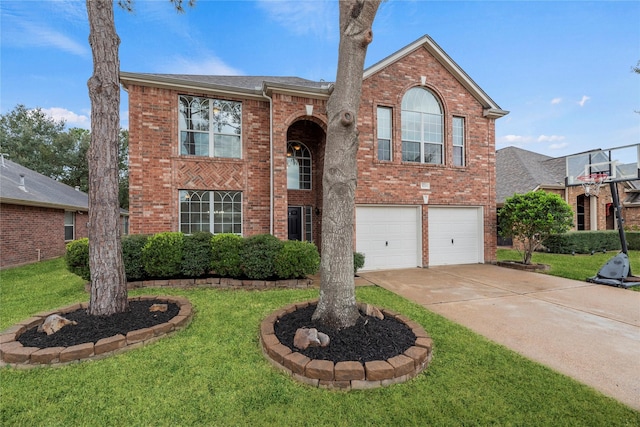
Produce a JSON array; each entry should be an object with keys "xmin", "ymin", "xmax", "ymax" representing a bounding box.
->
[
  {"xmin": 179, "ymin": 96, "xmax": 242, "ymax": 158},
  {"xmin": 401, "ymin": 87, "xmax": 443, "ymax": 164},
  {"xmin": 287, "ymin": 141, "xmax": 312, "ymax": 190},
  {"xmin": 64, "ymin": 211, "xmax": 74, "ymax": 241},
  {"xmin": 453, "ymin": 116, "xmax": 465, "ymax": 167},
  {"xmin": 377, "ymin": 106, "xmax": 392, "ymax": 161},
  {"xmin": 179, "ymin": 190, "xmax": 242, "ymax": 235}
]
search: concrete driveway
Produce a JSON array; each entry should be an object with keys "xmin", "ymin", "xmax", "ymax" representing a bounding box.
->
[{"xmin": 358, "ymin": 264, "xmax": 640, "ymax": 411}]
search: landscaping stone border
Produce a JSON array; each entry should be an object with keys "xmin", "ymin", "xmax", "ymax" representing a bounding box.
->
[
  {"xmin": 260, "ymin": 300, "xmax": 433, "ymax": 390},
  {"xmin": 87, "ymin": 277, "xmax": 314, "ymax": 291},
  {"xmin": 0, "ymin": 295, "xmax": 193, "ymax": 368}
]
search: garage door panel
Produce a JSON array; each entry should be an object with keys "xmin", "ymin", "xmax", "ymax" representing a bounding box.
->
[
  {"xmin": 428, "ymin": 207, "xmax": 483, "ymax": 266},
  {"xmin": 356, "ymin": 206, "xmax": 421, "ymax": 271}
]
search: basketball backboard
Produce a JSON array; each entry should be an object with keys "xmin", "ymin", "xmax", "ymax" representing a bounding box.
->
[{"xmin": 565, "ymin": 144, "xmax": 640, "ymax": 186}]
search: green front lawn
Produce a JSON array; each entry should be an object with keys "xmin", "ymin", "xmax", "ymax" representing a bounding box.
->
[
  {"xmin": 497, "ymin": 248, "xmax": 640, "ymax": 284},
  {"xmin": 1, "ymin": 258, "xmax": 638, "ymax": 425}
]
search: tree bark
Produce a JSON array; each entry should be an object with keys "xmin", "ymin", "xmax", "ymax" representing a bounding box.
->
[
  {"xmin": 312, "ymin": 0, "xmax": 380, "ymax": 329},
  {"xmin": 86, "ymin": 0, "xmax": 128, "ymax": 315}
]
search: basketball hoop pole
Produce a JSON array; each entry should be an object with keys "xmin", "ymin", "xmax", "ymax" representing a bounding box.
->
[{"xmin": 609, "ymin": 181, "xmax": 629, "ymax": 257}]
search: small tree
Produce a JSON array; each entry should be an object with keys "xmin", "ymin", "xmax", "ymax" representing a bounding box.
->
[{"xmin": 499, "ymin": 191, "xmax": 574, "ymax": 264}]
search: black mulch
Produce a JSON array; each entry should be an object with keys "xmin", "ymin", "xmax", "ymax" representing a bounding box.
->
[
  {"xmin": 274, "ymin": 304, "xmax": 416, "ymax": 363},
  {"xmin": 18, "ymin": 300, "xmax": 179, "ymax": 348}
]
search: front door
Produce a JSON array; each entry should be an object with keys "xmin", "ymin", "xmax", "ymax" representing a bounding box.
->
[{"xmin": 288, "ymin": 207, "xmax": 302, "ymax": 240}]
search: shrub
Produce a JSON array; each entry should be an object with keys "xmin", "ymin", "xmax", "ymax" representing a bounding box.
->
[
  {"xmin": 211, "ymin": 234, "xmax": 244, "ymax": 278},
  {"xmin": 142, "ymin": 232, "xmax": 184, "ymax": 278},
  {"xmin": 499, "ymin": 191, "xmax": 573, "ymax": 264},
  {"xmin": 241, "ymin": 234, "xmax": 283, "ymax": 280},
  {"xmin": 627, "ymin": 231, "xmax": 640, "ymax": 250},
  {"xmin": 181, "ymin": 232, "xmax": 214, "ymax": 277},
  {"xmin": 121, "ymin": 234, "xmax": 149, "ymax": 281},
  {"xmin": 353, "ymin": 252, "xmax": 365, "ymax": 274},
  {"xmin": 65, "ymin": 238, "xmax": 90, "ymax": 281},
  {"xmin": 275, "ymin": 241, "xmax": 320, "ymax": 279},
  {"xmin": 544, "ymin": 230, "xmax": 639, "ymax": 254}
]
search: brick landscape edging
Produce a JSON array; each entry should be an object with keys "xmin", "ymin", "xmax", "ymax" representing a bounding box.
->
[
  {"xmin": 260, "ymin": 300, "xmax": 433, "ymax": 390},
  {"xmin": 91, "ymin": 277, "xmax": 313, "ymax": 291},
  {"xmin": 0, "ymin": 295, "xmax": 193, "ymax": 368}
]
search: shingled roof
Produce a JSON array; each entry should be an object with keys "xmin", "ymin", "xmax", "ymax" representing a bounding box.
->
[
  {"xmin": 496, "ymin": 146, "xmax": 565, "ymax": 204},
  {"xmin": 0, "ymin": 157, "xmax": 89, "ymax": 211}
]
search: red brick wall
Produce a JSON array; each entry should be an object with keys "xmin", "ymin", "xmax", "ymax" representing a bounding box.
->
[
  {"xmin": 127, "ymin": 44, "xmax": 501, "ymax": 266},
  {"xmin": 0, "ymin": 204, "xmax": 89, "ymax": 268},
  {"xmin": 357, "ymin": 45, "xmax": 498, "ymax": 265}
]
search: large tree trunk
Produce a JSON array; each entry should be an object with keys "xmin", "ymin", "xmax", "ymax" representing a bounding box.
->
[
  {"xmin": 86, "ymin": 0, "xmax": 128, "ymax": 316},
  {"xmin": 312, "ymin": 0, "xmax": 380, "ymax": 329}
]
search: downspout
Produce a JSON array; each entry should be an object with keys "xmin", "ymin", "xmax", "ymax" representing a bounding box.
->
[{"xmin": 262, "ymin": 88, "xmax": 274, "ymax": 235}]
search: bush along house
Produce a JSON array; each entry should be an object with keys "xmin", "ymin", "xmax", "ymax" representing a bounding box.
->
[{"xmin": 121, "ymin": 35, "xmax": 508, "ymax": 271}]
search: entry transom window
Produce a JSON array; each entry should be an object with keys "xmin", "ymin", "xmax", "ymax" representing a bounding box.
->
[
  {"xmin": 179, "ymin": 95, "xmax": 242, "ymax": 158},
  {"xmin": 401, "ymin": 87, "xmax": 443, "ymax": 164},
  {"xmin": 179, "ymin": 190, "xmax": 242, "ymax": 235},
  {"xmin": 287, "ymin": 141, "xmax": 311, "ymax": 190}
]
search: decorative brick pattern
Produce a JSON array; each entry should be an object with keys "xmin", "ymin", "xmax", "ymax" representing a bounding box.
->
[
  {"xmin": 260, "ymin": 300, "xmax": 432, "ymax": 390},
  {"xmin": 0, "ymin": 296, "xmax": 193, "ymax": 368}
]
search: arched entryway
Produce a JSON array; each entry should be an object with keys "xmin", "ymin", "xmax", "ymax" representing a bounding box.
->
[{"xmin": 286, "ymin": 119, "xmax": 326, "ymax": 245}]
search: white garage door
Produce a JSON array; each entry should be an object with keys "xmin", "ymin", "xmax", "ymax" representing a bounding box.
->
[
  {"xmin": 356, "ymin": 206, "xmax": 421, "ymax": 271},
  {"xmin": 428, "ymin": 207, "xmax": 483, "ymax": 266}
]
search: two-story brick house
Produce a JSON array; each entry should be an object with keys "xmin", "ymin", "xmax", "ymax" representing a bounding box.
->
[{"xmin": 121, "ymin": 35, "xmax": 508, "ymax": 270}]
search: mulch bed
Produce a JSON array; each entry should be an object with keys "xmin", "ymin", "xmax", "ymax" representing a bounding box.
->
[
  {"xmin": 274, "ymin": 304, "xmax": 416, "ymax": 363},
  {"xmin": 17, "ymin": 300, "xmax": 179, "ymax": 348}
]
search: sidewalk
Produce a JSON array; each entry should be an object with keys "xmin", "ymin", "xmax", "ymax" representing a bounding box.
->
[{"xmin": 358, "ymin": 264, "xmax": 640, "ymax": 411}]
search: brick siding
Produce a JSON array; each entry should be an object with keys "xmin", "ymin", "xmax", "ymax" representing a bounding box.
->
[{"xmin": 0, "ymin": 204, "xmax": 89, "ymax": 269}]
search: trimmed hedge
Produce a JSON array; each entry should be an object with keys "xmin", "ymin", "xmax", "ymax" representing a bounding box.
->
[
  {"xmin": 66, "ymin": 232, "xmax": 368, "ymax": 281},
  {"xmin": 544, "ymin": 231, "xmax": 640, "ymax": 254},
  {"xmin": 241, "ymin": 234, "xmax": 283, "ymax": 280},
  {"xmin": 65, "ymin": 238, "xmax": 90, "ymax": 281},
  {"xmin": 275, "ymin": 240, "xmax": 320, "ymax": 279},
  {"xmin": 181, "ymin": 232, "xmax": 213, "ymax": 277},
  {"xmin": 122, "ymin": 234, "xmax": 149, "ymax": 281},
  {"xmin": 210, "ymin": 234, "xmax": 244, "ymax": 278},
  {"xmin": 142, "ymin": 232, "xmax": 184, "ymax": 278}
]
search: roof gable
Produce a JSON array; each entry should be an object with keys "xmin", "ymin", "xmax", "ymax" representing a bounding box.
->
[{"xmin": 364, "ymin": 35, "xmax": 508, "ymax": 119}]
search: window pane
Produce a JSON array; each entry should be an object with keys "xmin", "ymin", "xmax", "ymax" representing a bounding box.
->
[
  {"xmin": 213, "ymin": 134, "xmax": 241, "ymax": 158},
  {"xmin": 453, "ymin": 117, "xmax": 465, "ymax": 166},
  {"xmin": 179, "ymin": 96, "xmax": 209, "ymax": 131},
  {"xmin": 179, "ymin": 190, "xmax": 210, "ymax": 234},
  {"xmin": 454, "ymin": 146, "xmax": 464, "ymax": 167},
  {"xmin": 402, "ymin": 141, "xmax": 420, "ymax": 162},
  {"xmin": 181, "ymin": 131, "xmax": 209, "ymax": 156},
  {"xmin": 212, "ymin": 100, "xmax": 241, "ymax": 135},
  {"xmin": 377, "ymin": 107, "xmax": 392, "ymax": 161},
  {"xmin": 287, "ymin": 142, "xmax": 311, "ymax": 190},
  {"xmin": 64, "ymin": 225, "xmax": 74, "ymax": 241},
  {"xmin": 305, "ymin": 206, "xmax": 313, "ymax": 242},
  {"xmin": 424, "ymin": 143, "xmax": 442, "ymax": 164},
  {"xmin": 378, "ymin": 139, "xmax": 391, "ymax": 161},
  {"xmin": 212, "ymin": 191, "xmax": 242, "ymax": 235}
]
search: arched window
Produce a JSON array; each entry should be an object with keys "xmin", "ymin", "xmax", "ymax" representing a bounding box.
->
[
  {"xmin": 287, "ymin": 141, "xmax": 311, "ymax": 190},
  {"xmin": 401, "ymin": 87, "xmax": 443, "ymax": 164}
]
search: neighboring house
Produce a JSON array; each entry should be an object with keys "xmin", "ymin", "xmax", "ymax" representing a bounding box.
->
[
  {"xmin": 496, "ymin": 146, "xmax": 640, "ymax": 236},
  {"xmin": 121, "ymin": 35, "xmax": 508, "ymax": 270},
  {"xmin": 0, "ymin": 158, "xmax": 129, "ymax": 269}
]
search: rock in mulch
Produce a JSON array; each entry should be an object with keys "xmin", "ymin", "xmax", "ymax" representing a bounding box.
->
[{"xmin": 293, "ymin": 327, "xmax": 330, "ymax": 350}]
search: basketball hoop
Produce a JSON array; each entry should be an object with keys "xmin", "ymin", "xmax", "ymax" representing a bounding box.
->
[{"xmin": 577, "ymin": 173, "xmax": 608, "ymax": 197}]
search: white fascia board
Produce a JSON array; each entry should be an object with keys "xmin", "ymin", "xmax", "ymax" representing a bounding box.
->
[
  {"xmin": 262, "ymin": 82, "xmax": 332, "ymax": 100},
  {"xmin": 364, "ymin": 35, "xmax": 509, "ymax": 118}
]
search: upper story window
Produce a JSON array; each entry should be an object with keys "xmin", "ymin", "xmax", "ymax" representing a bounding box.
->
[
  {"xmin": 179, "ymin": 95, "xmax": 242, "ymax": 159},
  {"xmin": 453, "ymin": 116, "xmax": 465, "ymax": 167},
  {"xmin": 64, "ymin": 211, "xmax": 74, "ymax": 241},
  {"xmin": 401, "ymin": 87, "xmax": 443, "ymax": 164},
  {"xmin": 287, "ymin": 141, "xmax": 311, "ymax": 190},
  {"xmin": 377, "ymin": 106, "xmax": 392, "ymax": 161}
]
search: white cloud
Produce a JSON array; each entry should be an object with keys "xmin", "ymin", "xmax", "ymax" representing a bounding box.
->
[
  {"xmin": 549, "ymin": 142, "xmax": 569, "ymax": 150},
  {"xmin": 550, "ymin": 97, "xmax": 562, "ymax": 105},
  {"xmin": 499, "ymin": 135, "xmax": 534, "ymax": 144},
  {"xmin": 41, "ymin": 108, "xmax": 90, "ymax": 128},
  {"xmin": 163, "ymin": 55, "xmax": 243, "ymax": 75},
  {"xmin": 578, "ymin": 95, "xmax": 591, "ymax": 107},
  {"xmin": 537, "ymin": 135, "xmax": 565, "ymax": 143},
  {"xmin": 256, "ymin": 0, "xmax": 336, "ymax": 37},
  {"xmin": 17, "ymin": 22, "xmax": 88, "ymax": 56}
]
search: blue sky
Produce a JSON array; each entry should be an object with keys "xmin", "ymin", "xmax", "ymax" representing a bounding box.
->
[{"xmin": 1, "ymin": 0, "xmax": 639, "ymax": 158}]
